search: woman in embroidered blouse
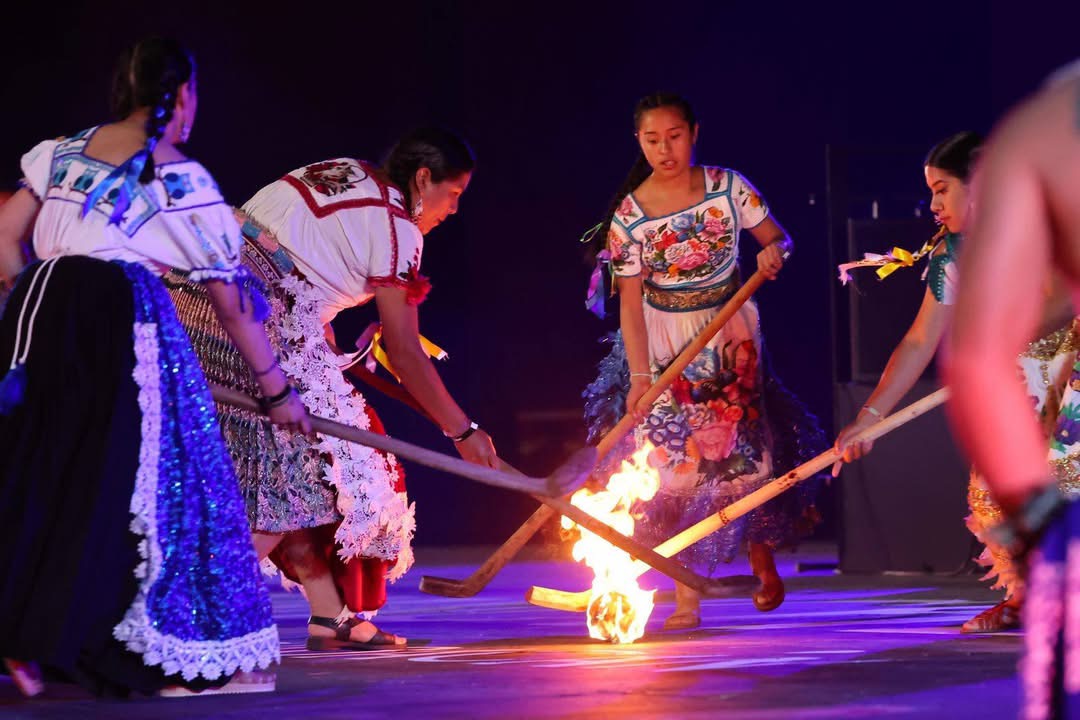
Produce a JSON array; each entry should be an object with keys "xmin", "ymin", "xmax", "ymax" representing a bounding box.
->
[
  {"xmin": 834, "ymin": 132, "xmax": 1077, "ymax": 633},
  {"xmin": 0, "ymin": 37, "xmax": 308, "ymax": 697},
  {"xmin": 166, "ymin": 128, "xmax": 493, "ymax": 650},
  {"xmin": 586, "ymin": 93, "xmax": 825, "ymax": 630}
]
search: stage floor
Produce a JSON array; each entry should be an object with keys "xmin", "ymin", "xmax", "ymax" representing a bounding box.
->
[{"xmin": 0, "ymin": 544, "xmax": 1022, "ymax": 719}]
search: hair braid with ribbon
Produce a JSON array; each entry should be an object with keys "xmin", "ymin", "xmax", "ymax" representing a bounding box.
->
[{"xmin": 83, "ymin": 37, "xmax": 193, "ymax": 224}]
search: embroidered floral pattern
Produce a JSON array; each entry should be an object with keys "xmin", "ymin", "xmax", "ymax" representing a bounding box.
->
[
  {"xmin": 643, "ymin": 208, "xmax": 734, "ymax": 281},
  {"xmin": 300, "ymin": 161, "xmax": 368, "ymax": 197}
]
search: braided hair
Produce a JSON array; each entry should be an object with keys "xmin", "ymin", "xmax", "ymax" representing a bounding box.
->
[
  {"xmin": 110, "ymin": 36, "xmax": 194, "ymax": 183},
  {"xmin": 586, "ymin": 92, "xmax": 698, "ymax": 263},
  {"xmin": 383, "ymin": 127, "xmax": 475, "ymax": 212}
]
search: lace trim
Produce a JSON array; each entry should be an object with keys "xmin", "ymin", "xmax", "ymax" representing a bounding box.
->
[
  {"xmin": 276, "ymin": 274, "xmax": 416, "ymax": 580},
  {"xmin": 188, "ymin": 266, "xmax": 245, "ymax": 284},
  {"xmin": 113, "ymin": 321, "xmax": 279, "ymax": 681}
]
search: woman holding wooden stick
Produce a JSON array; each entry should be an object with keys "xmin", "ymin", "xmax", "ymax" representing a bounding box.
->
[
  {"xmin": 0, "ymin": 37, "xmax": 309, "ymax": 697},
  {"xmin": 583, "ymin": 92, "xmax": 826, "ymax": 630},
  {"xmin": 165, "ymin": 128, "xmax": 492, "ymax": 651},
  {"xmin": 833, "ymin": 132, "xmax": 1076, "ymax": 633}
]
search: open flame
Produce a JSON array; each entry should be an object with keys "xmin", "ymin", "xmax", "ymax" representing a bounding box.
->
[{"xmin": 561, "ymin": 443, "xmax": 660, "ymax": 643}]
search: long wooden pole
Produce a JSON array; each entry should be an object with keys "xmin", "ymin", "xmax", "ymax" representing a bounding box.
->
[{"xmin": 208, "ymin": 384, "xmax": 594, "ymax": 498}]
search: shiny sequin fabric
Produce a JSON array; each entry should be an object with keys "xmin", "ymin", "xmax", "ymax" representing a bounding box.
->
[{"xmin": 112, "ymin": 261, "xmax": 279, "ymax": 682}]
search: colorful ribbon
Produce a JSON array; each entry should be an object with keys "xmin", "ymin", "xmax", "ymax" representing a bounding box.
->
[
  {"xmin": 356, "ymin": 322, "xmax": 447, "ymax": 380},
  {"xmin": 579, "ymin": 222, "xmax": 613, "ymax": 319},
  {"xmin": 837, "ymin": 231, "xmax": 948, "ymax": 285},
  {"xmin": 81, "ymin": 138, "xmax": 158, "ymax": 225}
]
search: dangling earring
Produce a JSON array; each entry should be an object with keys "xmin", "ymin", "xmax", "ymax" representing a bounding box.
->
[
  {"xmin": 410, "ymin": 195, "xmax": 424, "ymax": 224},
  {"xmin": 179, "ymin": 121, "xmax": 191, "ymax": 144}
]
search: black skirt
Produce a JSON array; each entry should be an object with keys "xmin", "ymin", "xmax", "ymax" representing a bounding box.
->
[{"xmin": 0, "ymin": 257, "xmax": 222, "ymax": 696}]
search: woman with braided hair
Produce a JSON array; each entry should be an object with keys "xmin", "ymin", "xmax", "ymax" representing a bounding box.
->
[
  {"xmin": 582, "ymin": 92, "xmax": 826, "ymax": 631},
  {"xmin": 0, "ymin": 36, "xmax": 307, "ymax": 697},
  {"xmin": 164, "ymin": 128, "xmax": 490, "ymax": 651}
]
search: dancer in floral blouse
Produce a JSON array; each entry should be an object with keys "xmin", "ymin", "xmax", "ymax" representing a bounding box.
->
[{"xmin": 584, "ymin": 93, "xmax": 825, "ymax": 630}]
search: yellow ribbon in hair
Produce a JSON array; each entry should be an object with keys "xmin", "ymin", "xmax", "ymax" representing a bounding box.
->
[
  {"xmin": 837, "ymin": 230, "xmax": 945, "ymax": 286},
  {"xmin": 874, "ymin": 247, "xmax": 917, "ymax": 280},
  {"xmin": 363, "ymin": 325, "xmax": 448, "ymax": 381}
]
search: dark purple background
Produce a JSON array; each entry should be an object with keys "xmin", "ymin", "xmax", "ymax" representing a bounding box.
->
[{"xmin": 2, "ymin": 1, "xmax": 1077, "ymax": 545}]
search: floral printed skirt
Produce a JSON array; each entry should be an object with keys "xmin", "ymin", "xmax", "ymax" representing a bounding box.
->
[{"xmin": 584, "ymin": 298, "xmax": 825, "ymax": 576}]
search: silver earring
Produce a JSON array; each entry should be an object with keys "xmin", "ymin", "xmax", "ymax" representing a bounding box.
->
[
  {"xmin": 411, "ymin": 196, "xmax": 424, "ymax": 223},
  {"xmin": 179, "ymin": 121, "xmax": 191, "ymax": 143}
]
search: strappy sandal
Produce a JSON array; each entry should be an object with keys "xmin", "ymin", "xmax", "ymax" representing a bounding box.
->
[
  {"xmin": 305, "ymin": 615, "xmax": 407, "ymax": 651},
  {"xmin": 961, "ymin": 601, "xmax": 1022, "ymax": 633}
]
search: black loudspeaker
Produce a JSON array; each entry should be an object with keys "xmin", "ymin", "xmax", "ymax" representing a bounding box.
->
[
  {"xmin": 846, "ymin": 218, "xmax": 939, "ymax": 383},
  {"xmin": 836, "ymin": 380, "xmax": 974, "ymax": 573}
]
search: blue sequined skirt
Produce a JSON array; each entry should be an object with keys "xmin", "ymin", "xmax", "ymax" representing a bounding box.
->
[{"xmin": 0, "ymin": 257, "xmax": 278, "ymax": 695}]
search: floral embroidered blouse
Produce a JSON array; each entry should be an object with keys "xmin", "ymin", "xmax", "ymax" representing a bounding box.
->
[
  {"xmin": 608, "ymin": 167, "xmax": 769, "ymax": 291},
  {"xmin": 243, "ymin": 158, "xmax": 427, "ymax": 325},
  {"xmin": 20, "ymin": 127, "xmax": 243, "ymax": 282}
]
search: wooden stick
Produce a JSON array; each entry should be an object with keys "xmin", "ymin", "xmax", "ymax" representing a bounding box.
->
[
  {"xmin": 420, "ymin": 271, "xmax": 771, "ymax": 597},
  {"xmin": 211, "ymin": 384, "xmax": 721, "ymax": 592},
  {"xmin": 208, "ymin": 384, "xmax": 594, "ymax": 498},
  {"xmin": 526, "ymin": 387, "xmax": 951, "ymax": 612}
]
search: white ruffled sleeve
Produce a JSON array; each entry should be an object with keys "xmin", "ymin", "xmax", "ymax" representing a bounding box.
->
[{"xmin": 19, "ymin": 139, "xmax": 60, "ymax": 201}]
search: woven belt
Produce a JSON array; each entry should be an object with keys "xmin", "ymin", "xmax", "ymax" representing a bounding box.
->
[{"xmin": 643, "ymin": 278, "xmax": 738, "ymax": 312}]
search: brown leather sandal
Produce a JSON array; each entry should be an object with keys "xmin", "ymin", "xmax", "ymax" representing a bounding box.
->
[{"xmin": 305, "ymin": 615, "xmax": 407, "ymax": 651}]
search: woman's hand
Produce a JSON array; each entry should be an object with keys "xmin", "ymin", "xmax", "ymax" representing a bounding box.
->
[
  {"xmin": 831, "ymin": 411, "xmax": 879, "ymax": 475},
  {"xmin": 268, "ymin": 391, "xmax": 311, "ymax": 434},
  {"xmin": 756, "ymin": 242, "xmax": 786, "ymax": 280},
  {"xmin": 626, "ymin": 375, "xmax": 651, "ymax": 420},
  {"xmin": 455, "ymin": 429, "xmax": 498, "ymax": 468}
]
